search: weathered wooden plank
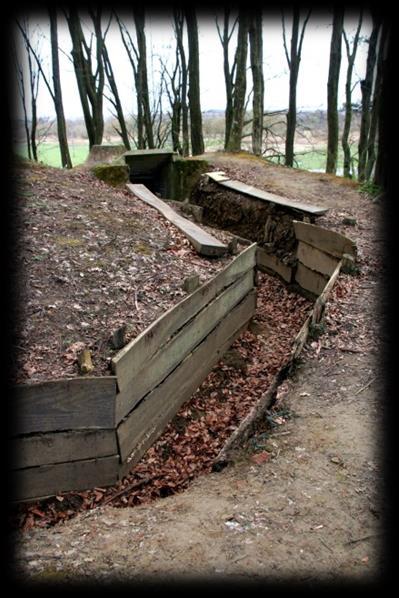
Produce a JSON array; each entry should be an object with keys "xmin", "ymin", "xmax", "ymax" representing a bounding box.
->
[
  {"xmin": 296, "ymin": 240, "xmax": 340, "ymax": 277},
  {"xmin": 295, "ymin": 262, "xmax": 329, "ymax": 296},
  {"xmin": 11, "ymin": 429, "xmax": 118, "ymax": 470},
  {"xmin": 112, "ymin": 243, "xmax": 257, "ymax": 394},
  {"xmin": 115, "ymin": 269, "xmax": 254, "ymax": 423},
  {"xmin": 12, "ymin": 377, "xmax": 117, "ymax": 436},
  {"xmin": 11, "ymin": 455, "xmax": 120, "ymax": 502},
  {"xmin": 217, "ymin": 179, "xmax": 328, "ymax": 216},
  {"xmin": 118, "ymin": 291, "xmax": 256, "ymax": 472},
  {"xmin": 127, "ymin": 183, "xmax": 228, "ymax": 256},
  {"xmin": 312, "ymin": 260, "xmax": 343, "ymax": 324},
  {"xmin": 291, "ymin": 311, "xmax": 313, "ymax": 360},
  {"xmin": 256, "ymin": 247, "xmax": 293, "ymax": 283},
  {"xmin": 205, "ymin": 171, "xmax": 231, "ymax": 182},
  {"xmin": 293, "ymin": 220, "xmax": 356, "ymax": 258}
]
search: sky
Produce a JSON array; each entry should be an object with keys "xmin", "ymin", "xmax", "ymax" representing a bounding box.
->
[{"xmin": 12, "ymin": 10, "xmax": 371, "ymax": 122}]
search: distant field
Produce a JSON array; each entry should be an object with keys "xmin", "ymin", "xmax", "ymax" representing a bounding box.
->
[
  {"xmin": 15, "ymin": 142, "xmax": 89, "ymax": 167},
  {"xmin": 14, "ymin": 140, "xmax": 348, "ymax": 176}
]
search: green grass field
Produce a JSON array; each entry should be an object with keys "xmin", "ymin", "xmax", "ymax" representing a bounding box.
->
[
  {"xmin": 14, "ymin": 140, "xmax": 348, "ymax": 176},
  {"xmin": 15, "ymin": 142, "xmax": 89, "ymax": 168}
]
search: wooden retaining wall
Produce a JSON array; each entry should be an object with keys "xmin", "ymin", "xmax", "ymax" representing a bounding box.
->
[
  {"xmin": 256, "ymin": 220, "xmax": 356, "ymax": 297},
  {"xmin": 11, "ymin": 244, "xmax": 257, "ymax": 502}
]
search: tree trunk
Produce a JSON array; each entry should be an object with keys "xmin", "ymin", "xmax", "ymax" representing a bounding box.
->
[
  {"xmin": 66, "ymin": 9, "xmax": 105, "ymax": 149},
  {"xmin": 185, "ymin": 7, "xmax": 204, "ymax": 156},
  {"xmin": 358, "ymin": 14, "xmax": 381, "ymax": 181},
  {"xmin": 102, "ymin": 40, "xmax": 131, "ymax": 150},
  {"xmin": 227, "ymin": 11, "xmax": 249, "ymax": 152},
  {"xmin": 249, "ymin": 10, "xmax": 264, "ymax": 156},
  {"xmin": 217, "ymin": 10, "xmax": 237, "ymax": 150},
  {"xmin": 173, "ymin": 10, "xmax": 189, "ymax": 156},
  {"xmin": 49, "ymin": 8, "xmax": 72, "ymax": 168},
  {"xmin": 373, "ymin": 23, "xmax": 391, "ymax": 192},
  {"xmin": 341, "ymin": 13, "xmax": 363, "ymax": 178},
  {"xmin": 326, "ymin": 8, "xmax": 344, "ymax": 174},
  {"xmin": 134, "ymin": 9, "xmax": 154, "ymax": 149}
]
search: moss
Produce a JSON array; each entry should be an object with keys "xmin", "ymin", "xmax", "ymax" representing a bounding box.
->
[
  {"xmin": 171, "ymin": 158, "xmax": 209, "ymax": 201},
  {"xmin": 91, "ymin": 163, "xmax": 129, "ymax": 187},
  {"xmin": 133, "ymin": 241, "xmax": 153, "ymax": 255},
  {"xmin": 55, "ymin": 236, "xmax": 84, "ymax": 247}
]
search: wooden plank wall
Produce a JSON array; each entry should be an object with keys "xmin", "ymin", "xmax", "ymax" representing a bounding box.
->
[
  {"xmin": 11, "ymin": 244, "xmax": 257, "ymax": 501},
  {"xmin": 293, "ymin": 221, "xmax": 356, "ymax": 297}
]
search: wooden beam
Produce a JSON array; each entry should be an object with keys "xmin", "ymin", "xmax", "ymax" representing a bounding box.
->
[
  {"xmin": 256, "ymin": 247, "xmax": 293, "ymax": 283},
  {"xmin": 295, "ymin": 262, "xmax": 329, "ymax": 296},
  {"xmin": 11, "ymin": 429, "xmax": 118, "ymax": 470},
  {"xmin": 214, "ymin": 179, "xmax": 328, "ymax": 216},
  {"xmin": 312, "ymin": 260, "xmax": 343, "ymax": 324},
  {"xmin": 296, "ymin": 240, "xmax": 340, "ymax": 277},
  {"xmin": 12, "ymin": 377, "xmax": 117, "ymax": 436},
  {"xmin": 112, "ymin": 243, "xmax": 257, "ymax": 394},
  {"xmin": 204, "ymin": 171, "xmax": 231, "ymax": 182},
  {"xmin": 118, "ymin": 291, "xmax": 256, "ymax": 473},
  {"xmin": 293, "ymin": 220, "xmax": 356, "ymax": 258},
  {"xmin": 126, "ymin": 183, "xmax": 228, "ymax": 257},
  {"xmin": 11, "ymin": 455, "xmax": 120, "ymax": 502}
]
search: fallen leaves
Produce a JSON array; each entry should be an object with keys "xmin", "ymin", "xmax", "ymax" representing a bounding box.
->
[
  {"xmin": 12, "ymin": 163, "xmax": 235, "ymax": 384},
  {"xmin": 12, "ymin": 271, "xmax": 312, "ymax": 532}
]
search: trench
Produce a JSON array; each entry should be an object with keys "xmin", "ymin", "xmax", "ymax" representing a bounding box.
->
[{"xmin": 14, "ymin": 155, "xmax": 327, "ymax": 528}]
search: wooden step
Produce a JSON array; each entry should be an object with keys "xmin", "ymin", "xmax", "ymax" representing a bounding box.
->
[{"xmin": 127, "ymin": 183, "xmax": 228, "ymax": 257}]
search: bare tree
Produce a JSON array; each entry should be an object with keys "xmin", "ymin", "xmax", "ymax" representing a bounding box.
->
[
  {"xmin": 282, "ymin": 7, "xmax": 311, "ymax": 167},
  {"xmin": 216, "ymin": 9, "xmax": 238, "ymax": 150},
  {"xmin": 49, "ymin": 9, "xmax": 72, "ymax": 168},
  {"xmin": 15, "ymin": 18, "xmax": 41, "ymax": 161},
  {"xmin": 173, "ymin": 9, "xmax": 189, "ymax": 156},
  {"xmin": 365, "ymin": 20, "xmax": 389, "ymax": 181},
  {"xmin": 66, "ymin": 9, "xmax": 105, "ymax": 149},
  {"xmin": 101, "ymin": 18, "xmax": 131, "ymax": 150},
  {"xmin": 341, "ymin": 11, "xmax": 363, "ymax": 178},
  {"xmin": 358, "ymin": 13, "xmax": 382, "ymax": 181},
  {"xmin": 248, "ymin": 9, "xmax": 264, "ymax": 156},
  {"xmin": 226, "ymin": 10, "xmax": 249, "ymax": 152},
  {"xmin": 326, "ymin": 8, "xmax": 344, "ymax": 174},
  {"xmin": 185, "ymin": 7, "xmax": 204, "ymax": 155},
  {"xmin": 12, "ymin": 37, "xmax": 33, "ymax": 160},
  {"xmin": 134, "ymin": 9, "xmax": 154, "ymax": 149},
  {"xmin": 373, "ymin": 22, "xmax": 391, "ymax": 191}
]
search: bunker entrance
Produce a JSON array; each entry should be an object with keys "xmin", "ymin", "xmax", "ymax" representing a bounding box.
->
[{"xmin": 123, "ymin": 149, "xmax": 176, "ymax": 198}]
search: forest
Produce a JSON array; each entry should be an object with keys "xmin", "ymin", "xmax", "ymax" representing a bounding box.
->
[{"xmin": 11, "ymin": 8, "xmax": 390, "ymax": 189}]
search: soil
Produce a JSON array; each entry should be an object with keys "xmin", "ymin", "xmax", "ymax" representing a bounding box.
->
[
  {"xmin": 11, "ymin": 159, "xmax": 236, "ymax": 384},
  {"xmin": 9, "ymin": 153, "xmax": 389, "ymax": 587}
]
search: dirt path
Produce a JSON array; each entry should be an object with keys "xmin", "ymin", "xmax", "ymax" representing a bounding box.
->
[{"xmin": 10, "ymin": 155, "xmax": 389, "ymax": 586}]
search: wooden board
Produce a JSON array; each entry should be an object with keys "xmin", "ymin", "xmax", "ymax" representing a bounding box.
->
[
  {"xmin": 118, "ymin": 291, "xmax": 256, "ymax": 471},
  {"xmin": 291, "ymin": 311, "xmax": 313, "ymax": 360},
  {"xmin": 216, "ymin": 179, "xmax": 328, "ymax": 216},
  {"xmin": 256, "ymin": 247, "xmax": 292, "ymax": 283},
  {"xmin": 12, "ymin": 455, "xmax": 120, "ymax": 502},
  {"xmin": 112, "ymin": 243, "xmax": 257, "ymax": 394},
  {"xmin": 115, "ymin": 269, "xmax": 254, "ymax": 423},
  {"xmin": 293, "ymin": 221, "xmax": 356, "ymax": 258},
  {"xmin": 295, "ymin": 262, "xmax": 329, "ymax": 296},
  {"xmin": 12, "ymin": 377, "xmax": 117, "ymax": 436},
  {"xmin": 127, "ymin": 183, "xmax": 228, "ymax": 256},
  {"xmin": 312, "ymin": 260, "xmax": 343, "ymax": 324},
  {"xmin": 11, "ymin": 429, "xmax": 118, "ymax": 470},
  {"xmin": 296, "ymin": 240, "xmax": 339, "ymax": 277},
  {"xmin": 205, "ymin": 171, "xmax": 231, "ymax": 182}
]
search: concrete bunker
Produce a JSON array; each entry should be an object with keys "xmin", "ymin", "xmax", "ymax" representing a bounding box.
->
[{"xmin": 122, "ymin": 149, "xmax": 209, "ymax": 201}]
